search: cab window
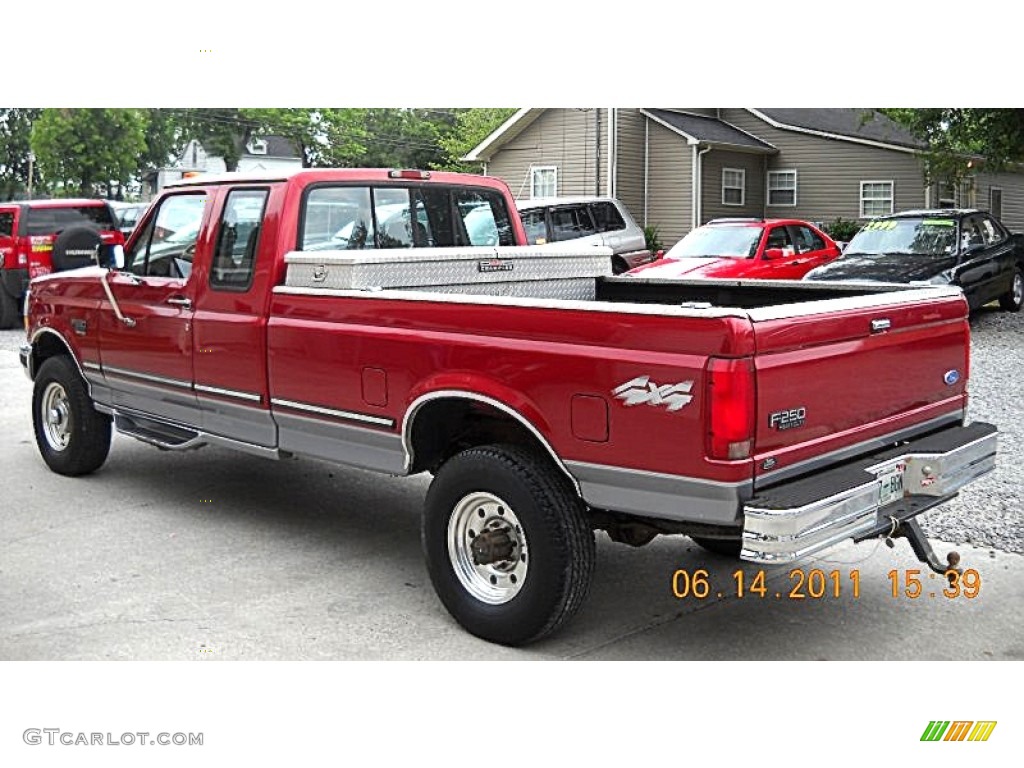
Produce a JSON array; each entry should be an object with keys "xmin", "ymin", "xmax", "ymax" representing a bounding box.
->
[
  {"xmin": 550, "ymin": 206, "xmax": 597, "ymax": 241},
  {"xmin": 210, "ymin": 189, "xmax": 268, "ymax": 291},
  {"xmin": 520, "ymin": 209, "xmax": 548, "ymax": 244},
  {"xmin": 125, "ymin": 193, "xmax": 208, "ymax": 278},
  {"xmin": 792, "ymin": 225, "xmax": 826, "ymax": 253},
  {"xmin": 590, "ymin": 202, "xmax": 626, "ymax": 233},
  {"xmin": 765, "ymin": 226, "xmax": 793, "ymax": 252},
  {"xmin": 299, "ymin": 185, "xmax": 514, "ymax": 250}
]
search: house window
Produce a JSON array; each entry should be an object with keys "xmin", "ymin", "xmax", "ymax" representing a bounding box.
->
[
  {"xmin": 860, "ymin": 181, "xmax": 894, "ymax": 217},
  {"xmin": 722, "ymin": 168, "xmax": 745, "ymax": 206},
  {"xmin": 767, "ymin": 170, "xmax": 797, "ymax": 206},
  {"xmin": 936, "ymin": 180, "xmax": 974, "ymax": 208},
  {"xmin": 531, "ymin": 166, "xmax": 557, "ymax": 199},
  {"xmin": 990, "ymin": 187, "xmax": 1003, "ymax": 220}
]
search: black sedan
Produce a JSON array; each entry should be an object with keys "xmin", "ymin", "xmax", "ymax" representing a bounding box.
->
[{"xmin": 804, "ymin": 209, "xmax": 1024, "ymax": 312}]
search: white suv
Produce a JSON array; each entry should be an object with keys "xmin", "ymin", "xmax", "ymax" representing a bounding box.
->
[{"xmin": 516, "ymin": 197, "xmax": 654, "ymax": 274}]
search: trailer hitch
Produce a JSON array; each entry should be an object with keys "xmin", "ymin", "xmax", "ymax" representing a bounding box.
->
[{"xmin": 886, "ymin": 517, "xmax": 962, "ymax": 581}]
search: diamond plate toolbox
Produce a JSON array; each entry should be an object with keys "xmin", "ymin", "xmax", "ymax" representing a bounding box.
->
[{"xmin": 283, "ymin": 245, "xmax": 613, "ymax": 293}]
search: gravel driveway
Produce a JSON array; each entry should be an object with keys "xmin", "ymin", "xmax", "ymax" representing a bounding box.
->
[{"xmin": 920, "ymin": 305, "xmax": 1023, "ymax": 553}]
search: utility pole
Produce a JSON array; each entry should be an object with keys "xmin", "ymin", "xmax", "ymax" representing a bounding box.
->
[{"xmin": 27, "ymin": 151, "xmax": 34, "ymax": 198}]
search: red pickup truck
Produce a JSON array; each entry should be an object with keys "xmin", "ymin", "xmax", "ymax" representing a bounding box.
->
[{"xmin": 21, "ymin": 168, "xmax": 998, "ymax": 645}]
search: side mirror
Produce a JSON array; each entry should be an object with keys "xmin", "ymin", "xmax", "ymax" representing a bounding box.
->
[
  {"xmin": 961, "ymin": 242, "xmax": 984, "ymax": 257},
  {"xmin": 763, "ymin": 247, "xmax": 786, "ymax": 261},
  {"xmin": 655, "ymin": 249, "xmax": 664, "ymax": 259}
]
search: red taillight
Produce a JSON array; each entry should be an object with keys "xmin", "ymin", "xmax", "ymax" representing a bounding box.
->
[{"xmin": 706, "ymin": 357, "xmax": 755, "ymax": 461}]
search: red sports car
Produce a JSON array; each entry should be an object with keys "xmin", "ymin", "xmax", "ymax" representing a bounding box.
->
[{"xmin": 627, "ymin": 218, "xmax": 841, "ymax": 280}]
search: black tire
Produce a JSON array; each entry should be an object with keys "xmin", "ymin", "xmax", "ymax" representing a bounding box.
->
[
  {"xmin": 690, "ymin": 535, "xmax": 742, "ymax": 558},
  {"xmin": 0, "ymin": 286, "xmax": 19, "ymax": 329},
  {"xmin": 999, "ymin": 265, "xmax": 1023, "ymax": 312},
  {"xmin": 423, "ymin": 444, "xmax": 595, "ymax": 646},
  {"xmin": 51, "ymin": 225, "xmax": 104, "ymax": 272},
  {"xmin": 32, "ymin": 356, "xmax": 112, "ymax": 476}
]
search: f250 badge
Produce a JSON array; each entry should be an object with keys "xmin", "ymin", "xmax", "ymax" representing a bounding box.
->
[
  {"xmin": 769, "ymin": 407, "xmax": 806, "ymax": 430},
  {"xmin": 612, "ymin": 376, "xmax": 694, "ymax": 412}
]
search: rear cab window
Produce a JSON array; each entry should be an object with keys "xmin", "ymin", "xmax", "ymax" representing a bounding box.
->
[{"xmin": 299, "ymin": 184, "xmax": 515, "ymax": 251}]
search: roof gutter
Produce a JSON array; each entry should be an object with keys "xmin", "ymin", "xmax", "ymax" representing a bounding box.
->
[
  {"xmin": 692, "ymin": 145, "xmax": 711, "ymax": 230},
  {"xmin": 608, "ymin": 107, "xmax": 617, "ymax": 198}
]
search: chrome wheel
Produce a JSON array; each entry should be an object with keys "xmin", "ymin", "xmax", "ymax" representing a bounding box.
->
[
  {"xmin": 447, "ymin": 491, "xmax": 528, "ymax": 605},
  {"xmin": 1014, "ymin": 272, "xmax": 1023, "ymax": 306},
  {"xmin": 41, "ymin": 381, "xmax": 72, "ymax": 452}
]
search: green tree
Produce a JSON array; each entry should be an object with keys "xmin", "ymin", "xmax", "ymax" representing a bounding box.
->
[
  {"xmin": 0, "ymin": 108, "xmax": 43, "ymax": 199},
  {"xmin": 884, "ymin": 108, "xmax": 1024, "ymax": 181},
  {"xmin": 437, "ymin": 108, "xmax": 517, "ymax": 172},
  {"xmin": 141, "ymin": 108, "xmax": 189, "ymax": 171},
  {"xmin": 242, "ymin": 108, "xmax": 368, "ymax": 167},
  {"xmin": 31, "ymin": 109, "xmax": 147, "ymax": 197}
]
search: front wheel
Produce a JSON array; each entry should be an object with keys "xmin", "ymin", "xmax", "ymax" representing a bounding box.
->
[
  {"xmin": 32, "ymin": 356, "xmax": 112, "ymax": 476},
  {"xmin": 999, "ymin": 265, "xmax": 1023, "ymax": 312},
  {"xmin": 423, "ymin": 444, "xmax": 595, "ymax": 645}
]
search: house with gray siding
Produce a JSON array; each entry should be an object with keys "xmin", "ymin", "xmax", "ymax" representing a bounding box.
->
[{"xmin": 466, "ymin": 108, "xmax": 1024, "ymax": 245}]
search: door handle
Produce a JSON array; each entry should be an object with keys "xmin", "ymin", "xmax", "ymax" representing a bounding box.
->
[{"xmin": 166, "ymin": 296, "xmax": 192, "ymax": 310}]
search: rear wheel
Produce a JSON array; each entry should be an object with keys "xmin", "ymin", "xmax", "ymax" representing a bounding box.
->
[
  {"xmin": 690, "ymin": 535, "xmax": 742, "ymax": 558},
  {"xmin": 423, "ymin": 444, "xmax": 595, "ymax": 645},
  {"xmin": 999, "ymin": 265, "xmax": 1023, "ymax": 312},
  {"xmin": 32, "ymin": 356, "xmax": 112, "ymax": 476}
]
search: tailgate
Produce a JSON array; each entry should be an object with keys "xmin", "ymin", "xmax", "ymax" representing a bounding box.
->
[{"xmin": 749, "ymin": 289, "xmax": 970, "ymax": 485}]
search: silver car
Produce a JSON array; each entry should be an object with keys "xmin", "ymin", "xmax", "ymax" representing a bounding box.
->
[{"xmin": 516, "ymin": 196, "xmax": 654, "ymax": 274}]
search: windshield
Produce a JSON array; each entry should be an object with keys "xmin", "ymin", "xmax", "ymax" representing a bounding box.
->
[
  {"xmin": 845, "ymin": 218, "xmax": 957, "ymax": 257},
  {"xmin": 665, "ymin": 225, "xmax": 762, "ymax": 259}
]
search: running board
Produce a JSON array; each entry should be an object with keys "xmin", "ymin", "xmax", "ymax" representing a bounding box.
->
[
  {"xmin": 114, "ymin": 413, "xmax": 205, "ymax": 451},
  {"xmin": 112, "ymin": 409, "xmax": 282, "ymax": 459}
]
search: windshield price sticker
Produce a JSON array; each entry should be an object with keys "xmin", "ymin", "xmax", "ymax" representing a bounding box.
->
[{"xmin": 864, "ymin": 219, "xmax": 899, "ymax": 231}]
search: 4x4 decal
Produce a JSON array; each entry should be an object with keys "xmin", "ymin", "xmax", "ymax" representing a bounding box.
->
[{"xmin": 612, "ymin": 376, "xmax": 694, "ymax": 412}]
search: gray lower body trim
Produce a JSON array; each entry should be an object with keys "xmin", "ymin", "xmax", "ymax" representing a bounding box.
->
[
  {"xmin": 565, "ymin": 460, "xmax": 751, "ymax": 525},
  {"xmin": 276, "ymin": 411, "xmax": 406, "ymax": 474},
  {"xmin": 755, "ymin": 410, "xmax": 965, "ymax": 488},
  {"xmin": 197, "ymin": 393, "xmax": 276, "ymax": 448},
  {"xmin": 106, "ymin": 375, "xmax": 200, "ymax": 426}
]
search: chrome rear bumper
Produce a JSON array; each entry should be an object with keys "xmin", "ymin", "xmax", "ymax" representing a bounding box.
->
[{"xmin": 741, "ymin": 422, "xmax": 997, "ymax": 563}]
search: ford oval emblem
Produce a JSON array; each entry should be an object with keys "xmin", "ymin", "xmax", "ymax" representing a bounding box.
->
[{"xmin": 944, "ymin": 369, "xmax": 960, "ymax": 386}]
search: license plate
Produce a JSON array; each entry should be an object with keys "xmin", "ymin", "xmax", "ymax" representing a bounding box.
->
[{"xmin": 876, "ymin": 461, "xmax": 907, "ymax": 507}]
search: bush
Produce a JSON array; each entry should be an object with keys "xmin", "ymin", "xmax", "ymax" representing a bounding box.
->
[
  {"xmin": 644, "ymin": 225, "xmax": 663, "ymax": 254},
  {"xmin": 823, "ymin": 217, "xmax": 862, "ymax": 242}
]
